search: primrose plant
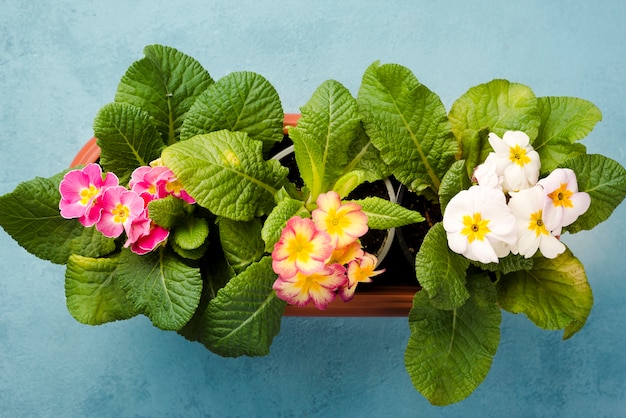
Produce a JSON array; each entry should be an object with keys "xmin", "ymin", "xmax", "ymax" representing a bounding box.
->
[
  {"xmin": 0, "ymin": 45, "xmax": 420, "ymax": 359},
  {"xmin": 358, "ymin": 61, "xmax": 626, "ymax": 405}
]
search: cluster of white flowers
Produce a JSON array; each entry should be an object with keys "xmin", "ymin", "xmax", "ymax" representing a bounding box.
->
[{"xmin": 443, "ymin": 131, "xmax": 590, "ymax": 264}]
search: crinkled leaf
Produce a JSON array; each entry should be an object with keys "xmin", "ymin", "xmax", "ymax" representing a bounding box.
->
[
  {"xmin": 218, "ymin": 217, "xmax": 264, "ymax": 273},
  {"xmin": 559, "ymin": 154, "xmax": 626, "ymax": 233},
  {"xmin": 0, "ymin": 173, "xmax": 115, "ymax": 264},
  {"xmin": 448, "ymin": 79, "xmax": 541, "ymax": 176},
  {"xmin": 180, "ymin": 71, "xmax": 283, "ymax": 154},
  {"xmin": 172, "ymin": 216, "xmax": 209, "ymax": 250},
  {"xmin": 161, "ymin": 130, "xmax": 288, "ymax": 221},
  {"xmin": 93, "ymin": 102, "xmax": 165, "ymax": 184},
  {"xmin": 352, "ymin": 196, "xmax": 424, "ymax": 229},
  {"xmin": 438, "ymin": 160, "xmax": 471, "ymax": 213},
  {"xmin": 405, "ymin": 274, "xmax": 501, "ymax": 406},
  {"xmin": 497, "ymin": 248, "xmax": 593, "ymax": 339},
  {"xmin": 290, "ymin": 79, "xmax": 361, "ymax": 201},
  {"xmin": 415, "ymin": 222, "xmax": 470, "ymax": 310},
  {"xmin": 358, "ymin": 61, "xmax": 457, "ymax": 197},
  {"xmin": 471, "ymin": 253, "xmax": 534, "ymax": 275},
  {"xmin": 115, "ymin": 248, "xmax": 202, "ymax": 330},
  {"xmin": 261, "ymin": 198, "xmax": 304, "ymax": 252},
  {"xmin": 201, "ymin": 257, "xmax": 286, "ymax": 357},
  {"xmin": 534, "ymin": 96, "xmax": 601, "ymax": 173},
  {"xmin": 65, "ymin": 254, "xmax": 137, "ymax": 325},
  {"xmin": 115, "ymin": 44, "xmax": 214, "ymax": 145},
  {"xmin": 147, "ymin": 195, "xmax": 187, "ymax": 229}
]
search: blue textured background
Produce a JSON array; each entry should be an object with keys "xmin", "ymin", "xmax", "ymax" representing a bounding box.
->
[{"xmin": 1, "ymin": 1, "xmax": 625, "ymax": 416}]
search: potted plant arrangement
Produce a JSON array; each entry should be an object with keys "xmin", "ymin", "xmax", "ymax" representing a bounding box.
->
[{"xmin": 1, "ymin": 45, "xmax": 625, "ymax": 406}]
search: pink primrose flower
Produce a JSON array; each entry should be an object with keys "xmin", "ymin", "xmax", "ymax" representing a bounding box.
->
[
  {"xmin": 312, "ymin": 191, "xmax": 369, "ymax": 248},
  {"xmin": 272, "ymin": 263, "xmax": 348, "ymax": 310},
  {"xmin": 126, "ymin": 222, "xmax": 169, "ymax": 255},
  {"xmin": 129, "ymin": 165, "xmax": 171, "ymax": 199},
  {"xmin": 59, "ymin": 163, "xmax": 119, "ymax": 226},
  {"xmin": 272, "ymin": 216, "xmax": 334, "ymax": 279},
  {"xmin": 340, "ymin": 253, "xmax": 385, "ymax": 302},
  {"xmin": 95, "ymin": 186, "xmax": 145, "ymax": 238}
]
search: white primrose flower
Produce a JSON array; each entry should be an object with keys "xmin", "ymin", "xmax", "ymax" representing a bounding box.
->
[
  {"xmin": 508, "ymin": 186, "xmax": 566, "ymax": 259},
  {"xmin": 485, "ymin": 131, "xmax": 541, "ymax": 193},
  {"xmin": 538, "ymin": 168, "xmax": 591, "ymax": 235},
  {"xmin": 473, "ymin": 160, "xmax": 502, "ymax": 190},
  {"xmin": 443, "ymin": 185, "xmax": 517, "ymax": 264}
]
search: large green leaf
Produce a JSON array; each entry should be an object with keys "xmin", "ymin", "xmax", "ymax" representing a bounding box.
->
[
  {"xmin": 218, "ymin": 217, "xmax": 265, "ymax": 273},
  {"xmin": 115, "ymin": 248, "xmax": 202, "ymax": 330},
  {"xmin": 448, "ymin": 79, "xmax": 541, "ymax": 176},
  {"xmin": 180, "ymin": 71, "xmax": 284, "ymax": 153},
  {"xmin": 115, "ymin": 44, "xmax": 214, "ymax": 145},
  {"xmin": 357, "ymin": 61, "xmax": 457, "ymax": 197},
  {"xmin": 351, "ymin": 196, "xmax": 424, "ymax": 229},
  {"xmin": 533, "ymin": 96, "xmax": 601, "ymax": 173},
  {"xmin": 93, "ymin": 102, "xmax": 165, "ymax": 184},
  {"xmin": 161, "ymin": 130, "xmax": 288, "ymax": 221},
  {"xmin": 290, "ymin": 79, "xmax": 361, "ymax": 202},
  {"xmin": 405, "ymin": 274, "xmax": 501, "ymax": 406},
  {"xmin": 497, "ymin": 248, "xmax": 593, "ymax": 339},
  {"xmin": 559, "ymin": 154, "xmax": 626, "ymax": 233},
  {"xmin": 65, "ymin": 254, "xmax": 137, "ymax": 325},
  {"xmin": 200, "ymin": 256, "xmax": 286, "ymax": 357},
  {"xmin": 415, "ymin": 222, "xmax": 470, "ymax": 310},
  {"xmin": 0, "ymin": 173, "xmax": 115, "ymax": 264}
]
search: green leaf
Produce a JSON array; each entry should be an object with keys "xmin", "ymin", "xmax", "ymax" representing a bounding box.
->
[
  {"xmin": 405, "ymin": 274, "xmax": 501, "ymax": 406},
  {"xmin": 559, "ymin": 154, "xmax": 626, "ymax": 233},
  {"xmin": 147, "ymin": 195, "xmax": 187, "ymax": 229},
  {"xmin": 65, "ymin": 254, "xmax": 137, "ymax": 325},
  {"xmin": 115, "ymin": 248, "xmax": 202, "ymax": 330},
  {"xmin": 0, "ymin": 173, "xmax": 116, "ymax": 264},
  {"xmin": 415, "ymin": 222, "xmax": 470, "ymax": 310},
  {"xmin": 218, "ymin": 217, "xmax": 265, "ymax": 273},
  {"xmin": 201, "ymin": 257, "xmax": 286, "ymax": 357},
  {"xmin": 180, "ymin": 71, "xmax": 284, "ymax": 154},
  {"xmin": 497, "ymin": 248, "xmax": 593, "ymax": 339},
  {"xmin": 161, "ymin": 130, "xmax": 289, "ymax": 221},
  {"xmin": 352, "ymin": 196, "xmax": 424, "ymax": 229},
  {"xmin": 448, "ymin": 79, "xmax": 541, "ymax": 176},
  {"xmin": 261, "ymin": 198, "xmax": 305, "ymax": 252},
  {"xmin": 533, "ymin": 96, "xmax": 601, "ymax": 173},
  {"xmin": 470, "ymin": 253, "xmax": 534, "ymax": 276},
  {"xmin": 115, "ymin": 44, "xmax": 214, "ymax": 145},
  {"xmin": 290, "ymin": 79, "xmax": 361, "ymax": 202},
  {"xmin": 173, "ymin": 216, "xmax": 209, "ymax": 250},
  {"xmin": 438, "ymin": 160, "xmax": 472, "ymax": 214},
  {"xmin": 93, "ymin": 102, "xmax": 165, "ymax": 184},
  {"xmin": 358, "ymin": 61, "xmax": 457, "ymax": 196}
]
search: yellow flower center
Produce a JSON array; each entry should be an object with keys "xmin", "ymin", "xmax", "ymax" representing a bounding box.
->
[
  {"xmin": 286, "ymin": 233, "xmax": 315, "ymax": 263},
  {"xmin": 547, "ymin": 183, "xmax": 574, "ymax": 208},
  {"xmin": 165, "ymin": 179, "xmax": 183, "ymax": 195},
  {"xmin": 79, "ymin": 185, "xmax": 99, "ymax": 205},
  {"xmin": 112, "ymin": 203, "xmax": 130, "ymax": 223},
  {"xmin": 508, "ymin": 144, "xmax": 531, "ymax": 166},
  {"xmin": 461, "ymin": 213, "xmax": 491, "ymax": 243},
  {"xmin": 528, "ymin": 210, "xmax": 549, "ymax": 237}
]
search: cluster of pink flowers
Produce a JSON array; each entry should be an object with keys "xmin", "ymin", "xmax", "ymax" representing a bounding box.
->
[
  {"xmin": 271, "ymin": 191, "xmax": 384, "ymax": 310},
  {"xmin": 443, "ymin": 131, "xmax": 590, "ymax": 264},
  {"xmin": 59, "ymin": 162, "xmax": 195, "ymax": 255}
]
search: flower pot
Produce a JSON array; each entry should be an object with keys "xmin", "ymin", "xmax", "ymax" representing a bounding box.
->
[{"xmin": 70, "ymin": 113, "xmax": 417, "ymax": 317}]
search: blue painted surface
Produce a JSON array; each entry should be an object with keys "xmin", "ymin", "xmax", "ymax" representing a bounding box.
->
[{"xmin": 1, "ymin": 1, "xmax": 625, "ymax": 416}]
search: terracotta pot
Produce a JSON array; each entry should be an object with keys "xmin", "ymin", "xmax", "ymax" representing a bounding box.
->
[{"xmin": 70, "ymin": 113, "xmax": 416, "ymax": 317}]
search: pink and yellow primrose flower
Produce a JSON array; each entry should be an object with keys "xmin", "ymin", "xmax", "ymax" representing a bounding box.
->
[
  {"xmin": 272, "ymin": 263, "xmax": 347, "ymax": 310},
  {"xmin": 312, "ymin": 191, "xmax": 369, "ymax": 248},
  {"xmin": 443, "ymin": 185, "xmax": 517, "ymax": 264},
  {"xmin": 538, "ymin": 168, "xmax": 590, "ymax": 235},
  {"xmin": 95, "ymin": 186, "xmax": 145, "ymax": 238},
  {"xmin": 272, "ymin": 216, "xmax": 334, "ymax": 279},
  {"xmin": 129, "ymin": 165, "xmax": 171, "ymax": 199},
  {"xmin": 508, "ymin": 186, "xmax": 566, "ymax": 259},
  {"xmin": 59, "ymin": 163, "xmax": 119, "ymax": 226},
  {"xmin": 126, "ymin": 220, "xmax": 169, "ymax": 255},
  {"xmin": 340, "ymin": 253, "xmax": 385, "ymax": 302},
  {"xmin": 328, "ymin": 241, "xmax": 364, "ymax": 265}
]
